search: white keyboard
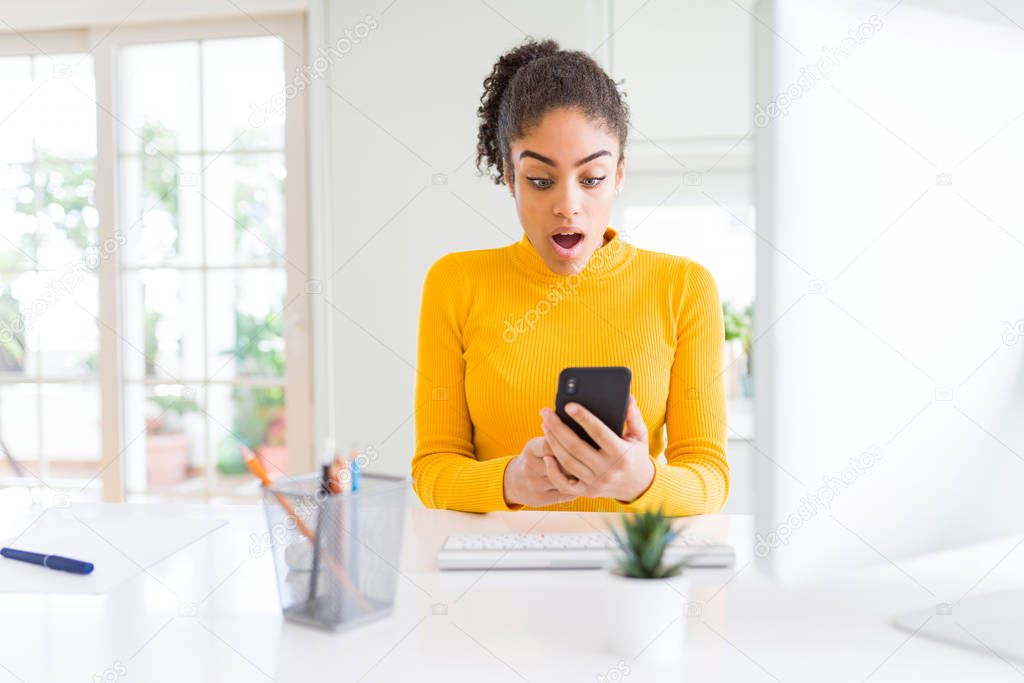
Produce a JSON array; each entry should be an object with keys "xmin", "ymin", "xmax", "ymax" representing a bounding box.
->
[{"xmin": 438, "ymin": 531, "xmax": 735, "ymax": 570}]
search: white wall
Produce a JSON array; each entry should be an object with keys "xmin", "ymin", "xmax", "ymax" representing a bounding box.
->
[
  {"xmin": 613, "ymin": 0, "xmax": 753, "ymax": 141},
  {"xmin": 324, "ymin": 0, "xmax": 608, "ymax": 475},
  {"xmin": 321, "ymin": 0, "xmax": 756, "ymax": 504}
]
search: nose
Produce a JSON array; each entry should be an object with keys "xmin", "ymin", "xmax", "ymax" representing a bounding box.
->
[{"xmin": 553, "ymin": 183, "xmax": 582, "ymax": 220}]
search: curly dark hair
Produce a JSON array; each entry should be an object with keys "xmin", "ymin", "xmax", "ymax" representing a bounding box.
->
[{"xmin": 475, "ymin": 37, "xmax": 630, "ymax": 186}]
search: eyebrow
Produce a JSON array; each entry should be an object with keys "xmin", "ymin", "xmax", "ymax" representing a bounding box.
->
[{"xmin": 518, "ymin": 149, "xmax": 612, "ymax": 167}]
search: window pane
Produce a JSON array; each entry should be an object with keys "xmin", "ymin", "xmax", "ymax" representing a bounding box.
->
[
  {"xmin": 0, "ymin": 270, "xmax": 99, "ymax": 379},
  {"xmin": 120, "ymin": 154, "xmax": 202, "ymax": 266},
  {"xmin": 624, "ymin": 204, "xmax": 757, "ymax": 308},
  {"xmin": 202, "ymin": 37, "xmax": 285, "ymax": 151},
  {"xmin": 118, "ymin": 34, "xmax": 294, "ymax": 498},
  {"xmin": 0, "ymin": 50, "xmax": 101, "ymax": 496},
  {"xmin": 123, "ymin": 382, "xmax": 206, "ymax": 493},
  {"xmin": 41, "ymin": 383, "xmax": 100, "ymax": 466},
  {"xmin": 31, "ymin": 54, "xmax": 97, "ymax": 159},
  {"xmin": 35, "ymin": 160, "xmax": 98, "ymax": 269},
  {"xmin": 35, "ymin": 270, "xmax": 98, "ymax": 377},
  {"xmin": 204, "ymin": 153, "xmax": 286, "ymax": 266},
  {"xmin": 0, "ymin": 164, "xmax": 36, "ymax": 269},
  {"xmin": 206, "ymin": 269, "xmax": 286, "ymax": 381},
  {"xmin": 0, "ymin": 383, "xmax": 38, "ymax": 475},
  {"xmin": 119, "ymin": 42, "xmax": 200, "ymax": 153},
  {"xmin": 208, "ymin": 383, "xmax": 287, "ymax": 481},
  {"xmin": 0, "ymin": 272, "xmax": 39, "ymax": 378},
  {"xmin": 122, "ymin": 269, "xmax": 205, "ymax": 381},
  {"xmin": 0, "ymin": 57, "xmax": 34, "ymax": 163}
]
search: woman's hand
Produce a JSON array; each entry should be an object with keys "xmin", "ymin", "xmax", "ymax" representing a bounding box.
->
[
  {"xmin": 503, "ymin": 437, "xmax": 578, "ymax": 508},
  {"xmin": 538, "ymin": 395, "xmax": 655, "ymax": 503}
]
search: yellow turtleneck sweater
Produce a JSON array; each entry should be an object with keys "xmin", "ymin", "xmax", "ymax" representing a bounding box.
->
[{"xmin": 411, "ymin": 226, "xmax": 729, "ymax": 515}]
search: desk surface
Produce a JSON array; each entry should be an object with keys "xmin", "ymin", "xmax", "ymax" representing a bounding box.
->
[{"xmin": 0, "ymin": 501, "xmax": 1021, "ymax": 682}]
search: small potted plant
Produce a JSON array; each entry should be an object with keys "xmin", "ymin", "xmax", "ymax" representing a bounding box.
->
[
  {"xmin": 146, "ymin": 394, "xmax": 200, "ymax": 487},
  {"xmin": 603, "ymin": 508, "xmax": 699, "ymax": 662}
]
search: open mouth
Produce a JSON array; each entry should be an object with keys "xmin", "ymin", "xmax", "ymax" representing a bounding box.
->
[
  {"xmin": 552, "ymin": 232, "xmax": 583, "ymax": 249},
  {"xmin": 550, "ymin": 231, "xmax": 584, "ymax": 258}
]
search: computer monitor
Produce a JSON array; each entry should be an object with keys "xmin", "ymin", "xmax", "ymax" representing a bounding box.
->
[{"xmin": 753, "ymin": 0, "xmax": 1024, "ymax": 658}]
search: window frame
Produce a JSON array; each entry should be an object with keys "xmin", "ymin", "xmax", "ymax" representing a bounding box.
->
[{"xmin": 0, "ymin": 14, "xmax": 313, "ymax": 502}]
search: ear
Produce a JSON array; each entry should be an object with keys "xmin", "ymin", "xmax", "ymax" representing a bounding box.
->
[
  {"xmin": 503, "ymin": 165, "xmax": 516, "ymax": 198},
  {"xmin": 615, "ymin": 156, "xmax": 626, "ymax": 193}
]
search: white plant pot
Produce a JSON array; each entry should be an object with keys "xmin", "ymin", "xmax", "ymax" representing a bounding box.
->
[{"xmin": 600, "ymin": 570, "xmax": 690, "ymax": 664}]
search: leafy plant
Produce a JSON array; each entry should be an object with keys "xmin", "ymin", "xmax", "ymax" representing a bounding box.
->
[
  {"xmin": 215, "ymin": 310, "xmax": 286, "ymax": 474},
  {"xmin": 221, "ymin": 311, "xmax": 285, "ymax": 377},
  {"xmin": 220, "ymin": 310, "xmax": 285, "ymax": 447},
  {"xmin": 146, "ymin": 393, "xmax": 201, "ymax": 435},
  {"xmin": 35, "ymin": 155, "xmax": 95, "ymax": 253},
  {"xmin": 228, "ymin": 386, "xmax": 285, "ymax": 447},
  {"xmin": 722, "ymin": 300, "xmax": 752, "ymax": 344},
  {"xmin": 722, "ymin": 300, "xmax": 754, "ymax": 376},
  {"xmin": 139, "ymin": 122, "xmax": 180, "ymax": 216},
  {"xmin": 608, "ymin": 508, "xmax": 696, "ymax": 579}
]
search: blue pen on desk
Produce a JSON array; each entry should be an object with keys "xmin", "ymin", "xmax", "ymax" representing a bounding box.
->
[{"xmin": 1, "ymin": 547, "xmax": 94, "ymax": 574}]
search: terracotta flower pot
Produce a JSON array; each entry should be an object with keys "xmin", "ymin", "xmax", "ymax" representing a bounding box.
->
[
  {"xmin": 257, "ymin": 444, "xmax": 289, "ymax": 477},
  {"xmin": 147, "ymin": 433, "xmax": 190, "ymax": 487}
]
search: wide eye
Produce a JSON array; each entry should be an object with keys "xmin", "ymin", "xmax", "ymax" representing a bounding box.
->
[
  {"xmin": 582, "ymin": 176, "xmax": 607, "ymax": 188},
  {"xmin": 527, "ymin": 177, "xmax": 553, "ymax": 190}
]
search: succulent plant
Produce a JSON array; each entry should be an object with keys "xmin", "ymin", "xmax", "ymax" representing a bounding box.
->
[{"xmin": 608, "ymin": 507, "xmax": 694, "ymax": 579}]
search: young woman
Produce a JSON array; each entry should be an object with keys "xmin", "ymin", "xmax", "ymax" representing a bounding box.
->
[{"xmin": 411, "ymin": 38, "xmax": 728, "ymax": 515}]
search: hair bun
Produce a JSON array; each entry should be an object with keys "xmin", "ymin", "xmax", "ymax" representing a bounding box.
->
[
  {"xmin": 486, "ymin": 38, "xmax": 560, "ymax": 93},
  {"xmin": 476, "ymin": 38, "xmax": 561, "ymax": 184}
]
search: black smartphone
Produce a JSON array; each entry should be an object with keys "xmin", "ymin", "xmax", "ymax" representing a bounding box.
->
[{"xmin": 554, "ymin": 367, "xmax": 632, "ymax": 450}]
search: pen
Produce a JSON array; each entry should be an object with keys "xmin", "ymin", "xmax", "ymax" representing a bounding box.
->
[
  {"xmin": 308, "ymin": 464, "xmax": 332, "ymax": 604},
  {"xmin": 350, "ymin": 444, "xmax": 361, "ymax": 493},
  {"xmin": 1, "ymin": 547, "xmax": 94, "ymax": 575}
]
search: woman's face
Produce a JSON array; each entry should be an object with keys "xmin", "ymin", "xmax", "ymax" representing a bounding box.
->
[{"xmin": 504, "ymin": 107, "xmax": 625, "ymax": 276}]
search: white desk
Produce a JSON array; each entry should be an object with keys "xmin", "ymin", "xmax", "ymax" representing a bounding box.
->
[{"xmin": 0, "ymin": 502, "xmax": 1021, "ymax": 682}]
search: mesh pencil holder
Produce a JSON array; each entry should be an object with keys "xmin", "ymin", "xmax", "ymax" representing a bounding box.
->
[{"xmin": 261, "ymin": 472, "xmax": 409, "ymax": 631}]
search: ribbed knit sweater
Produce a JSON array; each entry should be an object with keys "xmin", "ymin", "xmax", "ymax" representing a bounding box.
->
[{"xmin": 411, "ymin": 226, "xmax": 729, "ymax": 515}]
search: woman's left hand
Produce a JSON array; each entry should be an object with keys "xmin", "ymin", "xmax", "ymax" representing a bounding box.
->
[{"xmin": 538, "ymin": 395, "xmax": 655, "ymax": 503}]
